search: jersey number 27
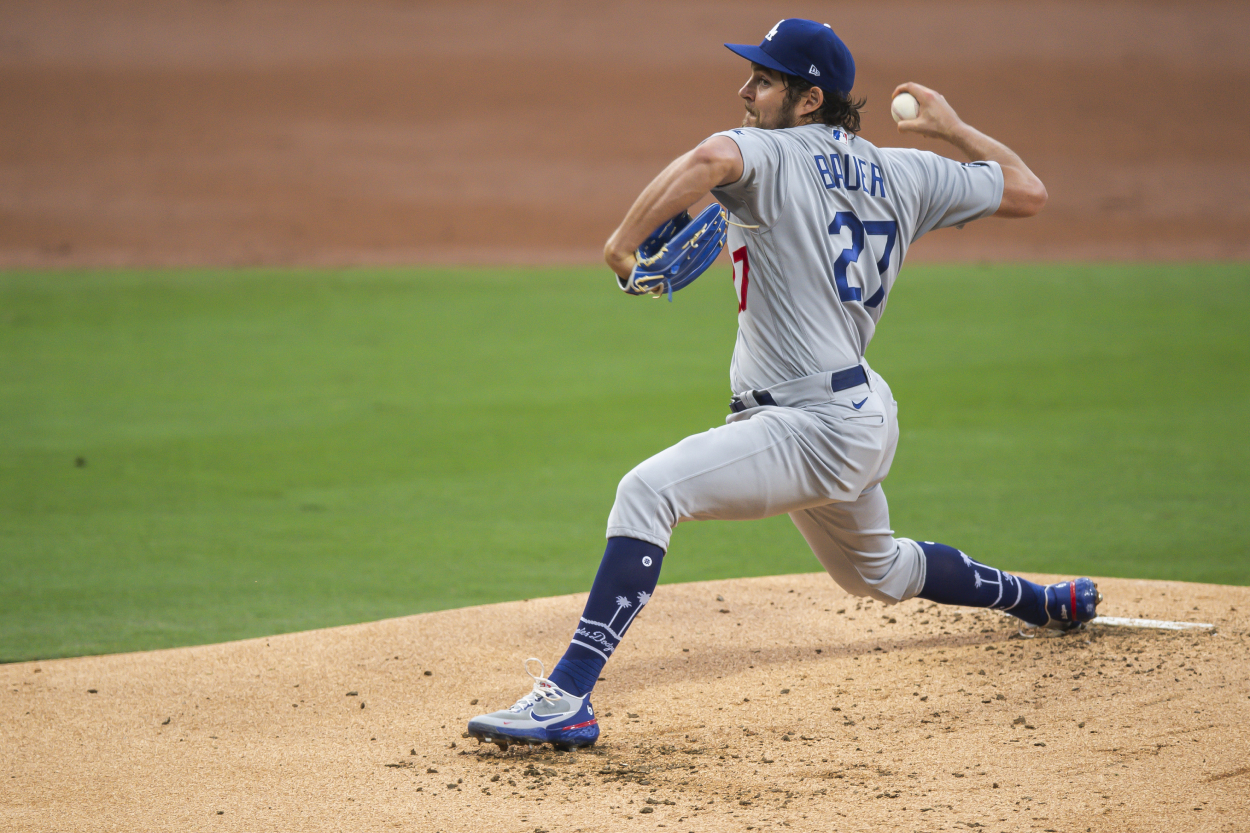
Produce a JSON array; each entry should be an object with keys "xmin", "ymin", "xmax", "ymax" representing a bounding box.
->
[
  {"xmin": 829, "ymin": 212, "xmax": 897, "ymax": 308},
  {"xmin": 730, "ymin": 212, "xmax": 897, "ymax": 312}
]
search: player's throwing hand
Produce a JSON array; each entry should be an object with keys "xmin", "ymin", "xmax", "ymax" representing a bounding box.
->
[{"xmin": 890, "ymin": 82, "xmax": 963, "ymax": 140}]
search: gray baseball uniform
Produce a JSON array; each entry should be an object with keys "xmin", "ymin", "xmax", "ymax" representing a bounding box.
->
[{"xmin": 605, "ymin": 124, "xmax": 1003, "ymax": 603}]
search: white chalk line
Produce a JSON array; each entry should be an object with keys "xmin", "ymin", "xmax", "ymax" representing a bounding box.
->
[{"xmin": 1094, "ymin": 616, "xmax": 1215, "ymax": 631}]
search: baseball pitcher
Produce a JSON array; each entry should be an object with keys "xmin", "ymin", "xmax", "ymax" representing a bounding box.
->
[{"xmin": 469, "ymin": 18, "xmax": 1101, "ymax": 751}]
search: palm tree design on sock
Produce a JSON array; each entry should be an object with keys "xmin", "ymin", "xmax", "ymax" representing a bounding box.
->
[
  {"xmin": 621, "ymin": 590, "xmax": 652, "ymax": 632},
  {"xmin": 605, "ymin": 595, "xmax": 633, "ymax": 633}
]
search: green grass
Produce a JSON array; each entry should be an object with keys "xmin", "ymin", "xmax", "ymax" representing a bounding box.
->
[{"xmin": 2, "ymin": 263, "xmax": 1247, "ymax": 661}]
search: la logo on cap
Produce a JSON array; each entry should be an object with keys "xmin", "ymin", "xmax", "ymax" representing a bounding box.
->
[{"xmin": 725, "ymin": 18, "xmax": 856, "ymax": 96}]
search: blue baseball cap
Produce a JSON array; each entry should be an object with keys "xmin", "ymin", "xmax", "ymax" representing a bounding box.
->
[{"xmin": 725, "ymin": 19, "xmax": 855, "ymax": 96}]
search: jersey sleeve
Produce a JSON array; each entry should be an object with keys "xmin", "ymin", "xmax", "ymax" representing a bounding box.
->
[
  {"xmin": 880, "ymin": 148, "xmax": 1004, "ymax": 241},
  {"xmin": 707, "ymin": 128, "xmax": 787, "ymax": 230}
]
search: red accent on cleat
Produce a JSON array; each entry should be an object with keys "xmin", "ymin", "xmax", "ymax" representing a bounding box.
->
[
  {"xmin": 1069, "ymin": 582, "xmax": 1078, "ymax": 622},
  {"xmin": 562, "ymin": 719, "xmax": 598, "ymax": 730}
]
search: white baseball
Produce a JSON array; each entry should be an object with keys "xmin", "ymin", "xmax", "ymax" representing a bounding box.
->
[{"xmin": 891, "ymin": 92, "xmax": 919, "ymax": 123}]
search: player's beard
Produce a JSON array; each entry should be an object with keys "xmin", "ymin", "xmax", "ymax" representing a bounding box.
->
[
  {"xmin": 772, "ymin": 103, "xmax": 800, "ymax": 129},
  {"xmin": 742, "ymin": 101, "xmax": 800, "ymax": 130}
]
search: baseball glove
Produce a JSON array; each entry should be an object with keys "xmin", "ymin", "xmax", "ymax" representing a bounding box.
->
[{"xmin": 618, "ymin": 203, "xmax": 728, "ymax": 301}]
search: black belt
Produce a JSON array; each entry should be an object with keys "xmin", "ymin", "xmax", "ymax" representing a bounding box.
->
[{"xmin": 729, "ymin": 365, "xmax": 868, "ymax": 413}]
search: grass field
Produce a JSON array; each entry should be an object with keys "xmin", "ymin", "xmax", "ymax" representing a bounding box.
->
[{"xmin": 2, "ymin": 263, "xmax": 1248, "ymax": 662}]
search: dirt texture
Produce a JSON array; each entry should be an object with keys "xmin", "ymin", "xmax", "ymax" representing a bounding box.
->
[
  {"xmin": 3, "ymin": 574, "xmax": 1248, "ymax": 832},
  {"xmin": 3, "ymin": 0, "xmax": 1249, "ymax": 267}
]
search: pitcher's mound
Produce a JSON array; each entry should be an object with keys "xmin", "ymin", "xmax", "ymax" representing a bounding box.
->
[{"xmin": 3, "ymin": 574, "xmax": 1247, "ymax": 832}]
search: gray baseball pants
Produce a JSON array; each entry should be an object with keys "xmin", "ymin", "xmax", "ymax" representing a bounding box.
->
[{"xmin": 606, "ymin": 365, "xmax": 927, "ymax": 603}]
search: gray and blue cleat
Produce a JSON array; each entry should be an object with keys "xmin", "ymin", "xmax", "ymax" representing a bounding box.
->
[
  {"xmin": 467, "ymin": 659, "xmax": 599, "ymax": 752},
  {"xmin": 1041, "ymin": 578, "xmax": 1103, "ymax": 630}
]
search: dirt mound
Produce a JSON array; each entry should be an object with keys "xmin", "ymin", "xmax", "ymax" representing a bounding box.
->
[
  {"xmin": 3, "ymin": 1, "xmax": 1249, "ymax": 267},
  {"xmin": 3, "ymin": 573, "xmax": 1247, "ymax": 832}
]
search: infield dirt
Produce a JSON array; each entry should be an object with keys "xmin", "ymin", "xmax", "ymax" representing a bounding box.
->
[
  {"xmin": 3, "ymin": 0, "xmax": 1249, "ymax": 266},
  {"xmin": 3, "ymin": 574, "xmax": 1248, "ymax": 832}
]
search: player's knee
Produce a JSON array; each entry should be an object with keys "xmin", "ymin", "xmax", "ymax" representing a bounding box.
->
[
  {"xmin": 846, "ymin": 579, "xmax": 905, "ymax": 605},
  {"xmin": 608, "ymin": 467, "xmax": 677, "ymax": 531},
  {"xmin": 614, "ymin": 467, "xmax": 655, "ymax": 511},
  {"xmin": 846, "ymin": 543, "xmax": 924, "ymax": 605}
]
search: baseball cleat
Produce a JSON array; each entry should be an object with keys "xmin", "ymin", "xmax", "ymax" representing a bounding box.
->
[
  {"xmin": 1041, "ymin": 578, "xmax": 1103, "ymax": 630},
  {"xmin": 467, "ymin": 659, "xmax": 598, "ymax": 751}
]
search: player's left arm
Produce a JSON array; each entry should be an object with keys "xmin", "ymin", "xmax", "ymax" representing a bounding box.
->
[
  {"xmin": 604, "ymin": 136, "xmax": 744, "ymax": 278},
  {"xmin": 891, "ymin": 82, "xmax": 1047, "ymax": 219}
]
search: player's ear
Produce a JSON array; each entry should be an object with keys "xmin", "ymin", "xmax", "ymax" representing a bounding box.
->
[{"xmin": 801, "ymin": 86, "xmax": 824, "ymax": 118}]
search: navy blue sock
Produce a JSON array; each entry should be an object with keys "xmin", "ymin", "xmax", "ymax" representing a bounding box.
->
[
  {"xmin": 549, "ymin": 537, "xmax": 664, "ymax": 697},
  {"xmin": 915, "ymin": 541, "xmax": 1048, "ymax": 626}
]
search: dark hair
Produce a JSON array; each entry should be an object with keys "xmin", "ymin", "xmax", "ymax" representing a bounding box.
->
[{"xmin": 782, "ymin": 75, "xmax": 865, "ymax": 134}]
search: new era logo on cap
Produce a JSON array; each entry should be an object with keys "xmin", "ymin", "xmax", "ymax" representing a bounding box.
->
[{"xmin": 725, "ymin": 19, "xmax": 856, "ymax": 96}]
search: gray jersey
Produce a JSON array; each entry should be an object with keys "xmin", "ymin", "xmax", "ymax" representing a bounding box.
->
[{"xmin": 710, "ymin": 125, "xmax": 1004, "ymax": 392}]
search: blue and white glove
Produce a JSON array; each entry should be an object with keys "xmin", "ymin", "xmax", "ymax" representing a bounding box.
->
[{"xmin": 617, "ymin": 203, "xmax": 728, "ymax": 301}]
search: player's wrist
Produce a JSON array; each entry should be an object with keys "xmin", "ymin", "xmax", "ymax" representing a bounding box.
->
[
  {"xmin": 604, "ymin": 244, "xmax": 637, "ymax": 279},
  {"xmin": 939, "ymin": 118, "xmax": 973, "ymax": 143},
  {"xmin": 943, "ymin": 121, "xmax": 991, "ymax": 159}
]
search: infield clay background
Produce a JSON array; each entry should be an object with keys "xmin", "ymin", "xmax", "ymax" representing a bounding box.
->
[{"xmin": 3, "ymin": 0, "xmax": 1249, "ymax": 266}]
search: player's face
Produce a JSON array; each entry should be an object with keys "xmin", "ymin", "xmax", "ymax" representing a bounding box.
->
[{"xmin": 739, "ymin": 65, "xmax": 797, "ymax": 130}]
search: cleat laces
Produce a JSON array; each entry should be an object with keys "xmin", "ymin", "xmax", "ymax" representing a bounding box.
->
[{"xmin": 505, "ymin": 658, "xmax": 565, "ymax": 713}]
